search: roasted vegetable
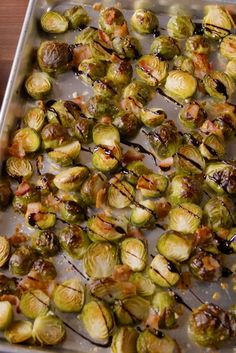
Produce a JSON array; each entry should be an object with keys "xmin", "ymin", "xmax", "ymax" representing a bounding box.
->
[
  {"xmin": 149, "ymin": 254, "xmax": 180, "ymax": 287},
  {"xmin": 0, "ymin": 236, "xmax": 10, "ymax": 267},
  {"xmin": 5, "ymin": 321, "xmax": 32, "ymax": 344},
  {"xmin": 205, "ymin": 162, "xmax": 236, "ymax": 195},
  {"xmin": 9, "ymin": 246, "xmax": 37, "ymax": 276},
  {"xmin": 112, "ymin": 36, "xmax": 141, "ymax": 59},
  {"xmin": 152, "ymin": 291, "xmax": 179, "ymax": 329},
  {"xmin": 169, "ymin": 203, "xmax": 202, "ymax": 234},
  {"xmin": 189, "ymin": 251, "xmax": 222, "ymax": 282},
  {"xmin": 164, "ymin": 70, "xmax": 197, "ymax": 100},
  {"xmin": 150, "ymin": 35, "xmax": 180, "ymax": 60},
  {"xmin": 24, "ymin": 107, "xmax": 45, "ymax": 132},
  {"xmin": 53, "ymin": 278, "xmax": 85, "ymax": 313},
  {"xmin": 0, "ymin": 302, "xmax": 13, "ymax": 331},
  {"xmin": 178, "ymin": 102, "xmax": 206, "ymax": 130},
  {"xmin": 59, "ymin": 225, "xmax": 90, "ymax": 260},
  {"xmin": 137, "ymin": 329, "xmax": 180, "ymax": 353},
  {"xmin": 136, "ymin": 55, "xmax": 168, "ymax": 87},
  {"xmin": 33, "ymin": 313, "xmax": 66, "ymax": 345},
  {"xmin": 203, "ymin": 5, "xmax": 235, "ymax": 39},
  {"xmin": 131, "ymin": 9, "xmax": 158, "ymax": 35},
  {"xmin": 64, "ymin": 6, "xmax": 89, "ymax": 29},
  {"xmin": 137, "ymin": 173, "xmax": 168, "ymax": 198},
  {"xmin": 167, "ymin": 174, "xmax": 203, "ymax": 205},
  {"xmin": 203, "ymin": 71, "xmax": 235, "ymax": 101},
  {"xmin": 99, "ymin": 7, "xmax": 127, "ymax": 36},
  {"xmin": 167, "ymin": 15, "xmax": 194, "ymax": 40},
  {"xmin": 19, "ymin": 289, "xmax": 49, "ymax": 319},
  {"xmin": 140, "ymin": 108, "xmax": 166, "ymax": 128},
  {"xmin": 114, "ymin": 296, "xmax": 149, "ymax": 325},
  {"xmin": 25, "ymin": 72, "xmax": 52, "ymax": 100},
  {"xmin": 87, "ymin": 213, "xmax": 126, "ymax": 242},
  {"xmin": 120, "ymin": 238, "xmax": 147, "ymax": 272},
  {"xmin": 174, "ymin": 144, "xmax": 206, "ymax": 174},
  {"xmin": 112, "ymin": 326, "xmax": 138, "ymax": 353},
  {"xmin": 41, "ymin": 11, "xmax": 68, "ymax": 33}
]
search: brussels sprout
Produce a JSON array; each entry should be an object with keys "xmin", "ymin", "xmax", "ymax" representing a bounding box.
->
[
  {"xmin": 32, "ymin": 230, "xmax": 60, "ymax": 257},
  {"xmin": 226, "ymin": 60, "xmax": 236, "ymax": 80},
  {"xmin": 41, "ymin": 10, "xmax": 68, "ymax": 33},
  {"xmin": 150, "ymin": 35, "xmax": 180, "ymax": 60},
  {"xmin": 125, "ymin": 161, "xmax": 152, "ymax": 186},
  {"xmin": 185, "ymin": 35, "xmax": 210, "ymax": 55},
  {"xmin": 112, "ymin": 36, "xmax": 141, "ymax": 60},
  {"xmin": 74, "ymin": 115, "xmax": 93, "ymax": 144},
  {"xmin": 0, "ymin": 179, "xmax": 12, "ymax": 209},
  {"xmin": 19, "ymin": 289, "xmax": 50, "ymax": 319},
  {"xmin": 123, "ymin": 80, "xmax": 154, "ymax": 106},
  {"xmin": 148, "ymin": 120, "xmax": 181, "ymax": 160},
  {"xmin": 130, "ymin": 199, "xmax": 156, "ymax": 228},
  {"xmin": 32, "ymin": 258, "xmax": 57, "ymax": 280},
  {"xmin": 137, "ymin": 329, "xmax": 179, "ymax": 353},
  {"xmin": 53, "ymin": 278, "xmax": 85, "ymax": 313},
  {"xmin": 93, "ymin": 123, "xmax": 120, "ymax": 146},
  {"xmin": 141, "ymin": 108, "xmax": 166, "ymax": 128},
  {"xmin": 74, "ymin": 27, "xmax": 98, "ymax": 45},
  {"xmin": 112, "ymin": 326, "xmax": 138, "ymax": 353},
  {"xmin": 6, "ymin": 157, "xmax": 33, "ymax": 179},
  {"xmin": 80, "ymin": 172, "xmax": 108, "ymax": 206},
  {"xmin": 33, "ymin": 313, "xmax": 66, "ymax": 345},
  {"xmin": 108, "ymin": 180, "xmax": 135, "ymax": 209},
  {"xmin": 136, "ymin": 55, "xmax": 168, "ymax": 87},
  {"xmin": 93, "ymin": 78, "xmax": 117, "ymax": 98},
  {"xmin": 78, "ymin": 59, "xmax": 107, "ymax": 85},
  {"xmin": 178, "ymin": 102, "xmax": 207, "ymax": 130},
  {"xmin": 169, "ymin": 202, "xmax": 202, "ymax": 234},
  {"xmin": 58, "ymin": 196, "xmax": 86, "ymax": 223},
  {"xmin": 203, "ymin": 71, "xmax": 235, "ymax": 101},
  {"xmin": 173, "ymin": 55, "xmax": 194, "ymax": 74},
  {"xmin": 5, "ymin": 320, "xmax": 32, "ymax": 344},
  {"xmin": 157, "ymin": 231, "xmax": 193, "ymax": 263},
  {"xmin": 99, "ymin": 7, "xmax": 127, "ymax": 36},
  {"xmin": 59, "ymin": 225, "xmax": 90, "ymax": 260},
  {"xmin": 205, "ymin": 162, "xmax": 236, "ymax": 195},
  {"xmin": 137, "ymin": 173, "xmax": 168, "ymax": 198},
  {"xmin": 131, "ymin": 9, "xmax": 158, "ymax": 35},
  {"xmin": 0, "ymin": 236, "xmax": 10, "ymax": 267},
  {"xmin": 90, "ymin": 278, "xmax": 136, "ymax": 303},
  {"xmin": 82, "ymin": 300, "xmax": 114, "ymax": 341},
  {"xmin": 189, "ymin": 251, "xmax": 222, "ymax": 282},
  {"xmin": 48, "ymin": 141, "xmax": 81, "ymax": 167},
  {"xmin": 188, "ymin": 303, "xmax": 234, "ymax": 347},
  {"xmin": 152, "ymin": 291, "xmax": 179, "ymax": 329},
  {"xmin": 47, "ymin": 100, "xmax": 82, "ymax": 127},
  {"xmin": 9, "ymin": 246, "xmax": 37, "ymax": 276},
  {"xmin": 64, "ymin": 6, "xmax": 89, "ymax": 29},
  {"xmin": 0, "ymin": 274, "xmax": 17, "ymax": 296},
  {"xmin": 121, "ymin": 238, "xmax": 147, "ymax": 272},
  {"xmin": 129, "ymin": 272, "xmax": 155, "ymax": 297},
  {"xmin": 24, "ymin": 107, "xmax": 45, "ymax": 132},
  {"xmin": 41, "ymin": 123, "xmax": 70, "ymax": 150},
  {"xmin": 113, "ymin": 112, "xmax": 140, "ymax": 138},
  {"xmin": 167, "ymin": 174, "xmax": 203, "ymax": 206},
  {"xmin": 107, "ymin": 61, "xmax": 133, "ymax": 87},
  {"xmin": 227, "ymin": 228, "xmax": 236, "ymax": 253},
  {"xmin": 36, "ymin": 173, "xmax": 56, "ymax": 195},
  {"xmin": 183, "ymin": 132, "xmax": 203, "ymax": 147},
  {"xmin": 114, "ymin": 296, "xmax": 150, "ymax": 325},
  {"xmin": 174, "ymin": 145, "xmax": 206, "ymax": 174},
  {"xmin": 167, "ymin": 15, "xmax": 194, "ymax": 40},
  {"xmin": 88, "ymin": 214, "xmax": 126, "ymax": 242},
  {"xmin": 37, "ymin": 40, "xmax": 71, "ymax": 74},
  {"xmin": 200, "ymin": 133, "xmax": 225, "ymax": 160},
  {"xmin": 0, "ymin": 302, "xmax": 13, "ymax": 331},
  {"xmin": 87, "ymin": 95, "xmax": 116, "ymax": 118},
  {"xmin": 54, "ymin": 166, "xmax": 89, "ymax": 192},
  {"xmin": 25, "ymin": 72, "xmax": 52, "ymax": 100},
  {"xmin": 203, "ymin": 5, "xmax": 235, "ymax": 39},
  {"xmin": 92, "ymin": 144, "xmax": 122, "ymax": 172},
  {"xmin": 12, "ymin": 127, "xmax": 41, "ymax": 154},
  {"xmin": 148, "ymin": 254, "xmax": 180, "ymax": 287},
  {"xmin": 26, "ymin": 205, "xmax": 56, "ymax": 230},
  {"xmin": 84, "ymin": 242, "xmax": 118, "ymax": 279},
  {"xmin": 164, "ymin": 70, "xmax": 197, "ymax": 100}
]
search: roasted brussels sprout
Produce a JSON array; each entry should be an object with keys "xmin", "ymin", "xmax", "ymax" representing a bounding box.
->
[
  {"xmin": 226, "ymin": 60, "xmax": 236, "ymax": 80},
  {"xmin": 33, "ymin": 313, "xmax": 66, "ymax": 345},
  {"xmin": 93, "ymin": 123, "xmax": 120, "ymax": 146},
  {"xmin": 136, "ymin": 55, "xmax": 168, "ymax": 87},
  {"xmin": 164, "ymin": 70, "xmax": 197, "ymax": 100},
  {"xmin": 150, "ymin": 35, "xmax": 180, "ymax": 60},
  {"xmin": 148, "ymin": 120, "xmax": 180, "ymax": 160},
  {"xmin": 183, "ymin": 132, "xmax": 203, "ymax": 147},
  {"xmin": 174, "ymin": 145, "xmax": 206, "ymax": 174},
  {"xmin": 169, "ymin": 203, "xmax": 202, "ymax": 234},
  {"xmin": 200, "ymin": 133, "xmax": 225, "ymax": 160},
  {"xmin": 125, "ymin": 161, "xmax": 152, "ymax": 186},
  {"xmin": 113, "ymin": 112, "xmax": 140, "ymax": 138},
  {"xmin": 59, "ymin": 199, "xmax": 86, "ymax": 224},
  {"xmin": 9, "ymin": 246, "xmax": 37, "ymax": 276},
  {"xmin": 107, "ymin": 61, "xmax": 133, "ymax": 87},
  {"xmin": 149, "ymin": 254, "xmax": 180, "ymax": 288},
  {"xmin": 178, "ymin": 102, "xmax": 206, "ymax": 130},
  {"xmin": 0, "ymin": 236, "xmax": 10, "ymax": 267},
  {"xmin": 74, "ymin": 115, "xmax": 93, "ymax": 144},
  {"xmin": 41, "ymin": 123, "xmax": 70, "ymax": 150},
  {"xmin": 74, "ymin": 27, "xmax": 98, "ymax": 45},
  {"xmin": 53, "ymin": 278, "xmax": 85, "ymax": 313},
  {"xmin": 108, "ymin": 180, "xmax": 134, "ymax": 209},
  {"xmin": 6, "ymin": 157, "xmax": 33, "ymax": 179},
  {"xmin": 173, "ymin": 55, "xmax": 194, "ymax": 74},
  {"xmin": 48, "ymin": 140, "xmax": 81, "ymax": 167},
  {"xmin": 5, "ymin": 320, "xmax": 32, "ymax": 344},
  {"xmin": 0, "ymin": 178, "xmax": 12, "ymax": 209},
  {"xmin": 87, "ymin": 213, "xmax": 126, "ymax": 242},
  {"xmin": 152, "ymin": 291, "xmax": 179, "ymax": 329},
  {"xmin": 41, "ymin": 11, "xmax": 68, "ymax": 33},
  {"xmin": 32, "ymin": 230, "xmax": 60, "ymax": 257},
  {"xmin": 189, "ymin": 251, "xmax": 222, "ymax": 282},
  {"xmin": 84, "ymin": 242, "xmax": 118, "ymax": 279},
  {"xmin": 99, "ymin": 7, "xmax": 127, "ymax": 36},
  {"xmin": 59, "ymin": 225, "xmax": 90, "ymax": 259},
  {"xmin": 131, "ymin": 9, "xmax": 158, "ymax": 35},
  {"xmin": 92, "ymin": 144, "xmax": 122, "ymax": 172},
  {"xmin": 137, "ymin": 329, "xmax": 179, "ymax": 353},
  {"xmin": 0, "ymin": 302, "xmax": 13, "ymax": 331},
  {"xmin": 203, "ymin": 71, "xmax": 235, "ymax": 101},
  {"xmin": 35, "ymin": 173, "xmax": 56, "ymax": 196},
  {"xmin": 78, "ymin": 59, "xmax": 107, "ymax": 85},
  {"xmin": 185, "ymin": 35, "xmax": 210, "ymax": 55},
  {"xmin": 87, "ymin": 95, "xmax": 116, "ymax": 118},
  {"xmin": 25, "ymin": 71, "xmax": 52, "ymax": 100},
  {"xmin": 167, "ymin": 15, "xmax": 194, "ymax": 40},
  {"xmin": 205, "ymin": 162, "xmax": 236, "ymax": 195},
  {"xmin": 114, "ymin": 296, "xmax": 150, "ymax": 325},
  {"xmin": 188, "ymin": 303, "xmax": 235, "ymax": 347},
  {"xmin": 203, "ymin": 5, "xmax": 235, "ymax": 39},
  {"xmin": 121, "ymin": 238, "xmax": 147, "ymax": 272},
  {"xmin": 54, "ymin": 166, "xmax": 89, "ymax": 192},
  {"xmin": 64, "ymin": 6, "xmax": 89, "ymax": 29},
  {"xmin": 123, "ymin": 80, "xmax": 154, "ymax": 106},
  {"xmin": 25, "ymin": 203, "xmax": 56, "ymax": 230},
  {"xmin": 140, "ymin": 108, "xmax": 166, "ymax": 128},
  {"xmin": 157, "ymin": 231, "xmax": 193, "ymax": 263},
  {"xmin": 24, "ymin": 107, "xmax": 45, "ymax": 132},
  {"xmin": 93, "ymin": 78, "xmax": 117, "ymax": 98},
  {"xmin": 137, "ymin": 173, "xmax": 168, "ymax": 198},
  {"xmin": 81, "ymin": 172, "xmax": 108, "ymax": 206},
  {"xmin": 31, "ymin": 257, "xmax": 57, "ymax": 280},
  {"xmin": 129, "ymin": 272, "xmax": 155, "ymax": 297},
  {"xmin": 37, "ymin": 40, "xmax": 71, "ymax": 74},
  {"xmin": 19, "ymin": 289, "xmax": 49, "ymax": 319},
  {"xmin": 112, "ymin": 326, "xmax": 138, "ymax": 353},
  {"xmin": 130, "ymin": 199, "xmax": 156, "ymax": 228},
  {"xmin": 0, "ymin": 274, "xmax": 17, "ymax": 296},
  {"xmin": 12, "ymin": 127, "xmax": 41, "ymax": 154},
  {"xmin": 167, "ymin": 174, "xmax": 203, "ymax": 206},
  {"xmin": 112, "ymin": 36, "xmax": 141, "ymax": 60},
  {"xmin": 47, "ymin": 100, "xmax": 81, "ymax": 126}
]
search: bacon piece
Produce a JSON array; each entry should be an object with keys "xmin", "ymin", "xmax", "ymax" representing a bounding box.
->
[
  {"xmin": 123, "ymin": 149, "xmax": 144, "ymax": 164},
  {"xmin": 15, "ymin": 181, "xmax": 31, "ymax": 196},
  {"xmin": 112, "ymin": 264, "xmax": 132, "ymax": 282}
]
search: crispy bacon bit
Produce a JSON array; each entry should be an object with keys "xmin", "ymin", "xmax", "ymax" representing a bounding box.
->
[
  {"xmin": 43, "ymin": 194, "xmax": 61, "ymax": 211},
  {"xmin": 177, "ymin": 271, "xmax": 192, "ymax": 290},
  {"xmin": 98, "ymin": 29, "xmax": 111, "ymax": 45},
  {"xmin": 145, "ymin": 310, "xmax": 160, "ymax": 330},
  {"xmin": 8, "ymin": 141, "xmax": 25, "ymax": 158},
  {"xmin": 114, "ymin": 23, "xmax": 129, "ymax": 37},
  {"xmin": 195, "ymin": 226, "xmax": 213, "ymax": 246},
  {"xmin": 200, "ymin": 119, "xmax": 223, "ymax": 138},
  {"xmin": 123, "ymin": 149, "xmax": 144, "ymax": 164},
  {"xmin": 112, "ymin": 264, "xmax": 132, "ymax": 282},
  {"xmin": 101, "ymin": 116, "xmax": 113, "ymax": 124},
  {"xmin": 95, "ymin": 188, "xmax": 107, "ymax": 209},
  {"xmin": 15, "ymin": 181, "xmax": 31, "ymax": 196},
  {"xmin": 192, "ymin": 54, "xmax": 211, "ymax": 79},
  {"xmin": 72, "ymin": 45, "xmax": 92, "ymax": 66},
  {"xmin": 127, "ymin": 227, "xmax": 144, "ymax": 240},
  {"xmin": 0, "ymin": 295, "xmax": 20, "ymax": 312},
  {"xmin": 155, "ymin": 199, "xmax": 171, "ymax": 219},
  {"xmin": 26, "ymin": 202, "xmax": 42, "ymax": 214},
  {"xmin": 9, "ymin": 233, "xmax": 29, "ymax": 247},
  {"xmin": 93, "ymin": 2, "xmax": 102, "ymax": 11},
  {"xmin": 202, "ymin": 256, "xmax": 220, "ymax": 271},
  {"xmin": 159, "ymin": 157, "xmax": 173, "ymax": 172}
]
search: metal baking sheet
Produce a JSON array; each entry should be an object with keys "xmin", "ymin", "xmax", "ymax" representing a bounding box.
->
[{"xmin": 0, "ymin": 0, "xmax": 236, "ymax": 352}]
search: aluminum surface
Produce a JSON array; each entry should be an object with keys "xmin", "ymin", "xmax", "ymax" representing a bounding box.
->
[{"xmin": 0, "ymin": 1, "xmax": 236, "ymax": 352}]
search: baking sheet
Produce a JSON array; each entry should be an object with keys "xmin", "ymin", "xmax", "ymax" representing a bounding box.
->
[{"xmin": 0, "ymin": 0, "xmax": 236, "ymax": 352}]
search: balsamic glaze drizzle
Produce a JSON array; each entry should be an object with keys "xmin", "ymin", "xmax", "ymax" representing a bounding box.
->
[{"xmin": 121, "ymin": 139, "xmax": 158, "ymax": 166}]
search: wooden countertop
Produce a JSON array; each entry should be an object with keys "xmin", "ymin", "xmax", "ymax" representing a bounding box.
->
[{"xmin": 0, "ymin": 0, "xmax": 29, "ymax": 105}]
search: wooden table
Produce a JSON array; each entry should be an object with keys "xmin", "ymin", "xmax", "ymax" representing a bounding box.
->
[{"xmin": 0, "ymin": 0, "xmax": 29, "ymax": 105}]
